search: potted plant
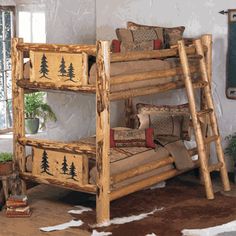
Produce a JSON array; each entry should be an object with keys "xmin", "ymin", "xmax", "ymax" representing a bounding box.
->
[
  {"xmin": 25, "ymin": 92, "xmax": 57, "ymax": 134},
  {"xmin": 225, "ymin": 133, "xmax": 236, "ymax": 183},
  {"xmin": 0, "ymin": 153, "xmax": 13, "ymax": 176}
]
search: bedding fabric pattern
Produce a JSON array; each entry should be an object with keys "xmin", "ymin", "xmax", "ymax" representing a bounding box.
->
[
  {"xmin": 110, "ymin": 128, "xmax": 155, "ymax": 148},
  {"xmin": 126, "ymin": 21, "xmax": 185, "ymax": 48},
  {"xmin": 136, "ymin": 103, "xmax": 191, "ymax": 140}
]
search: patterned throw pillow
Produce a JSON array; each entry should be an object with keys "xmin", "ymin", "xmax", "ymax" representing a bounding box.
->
[
  {"xmin": 137, "ymin": 113, "xmax": 183, "ymax": 138},
  {"xmin": 115, "ymin": 28, "xmax": 163, "ymax": 52},
  {"xmin": 127, "ymin": 21, "xmax": 185, "ymax": 48},
  {"xmin": 136, "ymin": 103, "xmax": 190, "ymax": 140},
  {"xmin": 116, "ymin": 28, "xmax": 163, "ymax": 42},
  {"xmin": 110, "ymin": 128, "xmax": 155, "ymax": 148},
  {"xmin": 111, "ymin": 39, "xmax": 162, "ymax": 53}
]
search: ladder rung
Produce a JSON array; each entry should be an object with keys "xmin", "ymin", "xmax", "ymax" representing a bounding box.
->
[
  {"xmin": 204, "ymin": 135, "xmax": 219, "ymax": 145},
  {"xmin": 176, "ymin": 54, "xmax": 203, "ymax": 60},
  {"xmin": 197, "ymin": 108, "xmax": 213, "ymax": 117},
  {"xmin": 208, "ymin": 162, "xmax": 223, "ymax": 172},
  {"xmin": 193, "ymin": 80, "xmax": 208, "ymax": 89},
  {"xmin": 188, "ymin": 54, "xmax": 203, "ymax": 60}
]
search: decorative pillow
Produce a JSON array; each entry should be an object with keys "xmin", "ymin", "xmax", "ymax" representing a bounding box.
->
[
  {"xmin": 136, "ymin": 103, "xmax": 190, "ymax": 140},
  {"xmin": 120, "ymin": 39, "xmax": 162, "ymax": 52},
  {"xmin": 164, "ymin": 27, "xmax": 185, "ymax": 48},
  {"xmin": 111, "ymin": 39, "xmax": 162, "ymax": 53},
  {"xmin": 127, "ymin": 21, "xmax": 185, "ymax": 48},
  {"xmin": 110, "ymin": 128, "xmax": 155, "ymax": 148},
  {"xmin": 137, "ymin": 113, "xmax": 183, "ymax": 138},
  {"xmin": 111, "ymin": 39, "xmax": 121, "ymax": 53},
  {"xmin": 116, "ymin": 28, "xmax": 163, "ymax": 43}
]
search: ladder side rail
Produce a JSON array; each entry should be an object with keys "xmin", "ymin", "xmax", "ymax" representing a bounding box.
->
[
  {"xmin": 194, "ymin": 39, "xmax": 231, "ymax": 192},
  {"xmin": 178, "ymin": 39, "xmax": 214, "ymax": 199}
]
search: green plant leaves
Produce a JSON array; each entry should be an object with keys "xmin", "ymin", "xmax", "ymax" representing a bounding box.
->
[
  {"xmin": 0, "ymin": 152, "xmax": 12, "ymax": 162},
  {"xmin": 24, "ymin": 92, "xmax": 57, "ymax": 129}
]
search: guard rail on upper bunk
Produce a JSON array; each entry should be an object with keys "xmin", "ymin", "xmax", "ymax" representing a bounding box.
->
[
  {"xmin": 13, "ymin": 36, "xmax": 210, "ymax": 97},
  {"xmin": 109, "ymin": 43, "xmax": 208, "ymax": 101}
]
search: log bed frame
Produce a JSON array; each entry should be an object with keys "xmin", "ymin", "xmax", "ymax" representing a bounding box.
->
[{"xmin": 12, "ymin": 35, "xmax": 213, "ymax": 224}]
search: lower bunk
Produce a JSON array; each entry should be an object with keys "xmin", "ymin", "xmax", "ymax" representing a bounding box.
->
[{"xmin": 21, "ymin": 134, "xmax": 199, "ymax": 202}]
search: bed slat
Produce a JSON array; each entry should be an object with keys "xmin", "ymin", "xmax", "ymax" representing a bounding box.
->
[
  {"xmin": 110, "ymin": 162, "xmax": 199, "ymax": 201},
  {"xmin": 110, "ymin": 79, "xmax": 208, "ymax": 101},
  {"xmin": 111, "ymin": 156, "xmax": 174, "ymax": 185},
  {"xmin": 110, "ymin": 65, "xmax": 199, "ymax": 85}
]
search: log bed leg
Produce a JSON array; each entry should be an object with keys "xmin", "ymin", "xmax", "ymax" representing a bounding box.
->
[
  {"xmin": 12, "ymin": 38, "xmax": 26, "ymax": 195},
  {"xmin": 96, "ymin": 40, "xmax": 111, "ymax": 224}
]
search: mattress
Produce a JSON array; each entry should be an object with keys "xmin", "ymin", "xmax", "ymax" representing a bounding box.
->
[{"xmin": 88, "ymin": 142, "xmax": 174, "ymax": 189}]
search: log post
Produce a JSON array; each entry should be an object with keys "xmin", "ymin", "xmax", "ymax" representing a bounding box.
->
[
  {"xmin": 96, "ymin": 40, "xmax": 110, "ymax": 224},
  {"xmin": 12, "ymin": 38, "xmax": 26, "ymax": 194}
]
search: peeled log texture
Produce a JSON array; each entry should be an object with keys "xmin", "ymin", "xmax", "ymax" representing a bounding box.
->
[
  {"xmin": 17, "ymin": 42, "xmax": 96, "ymax": 55},
  {"xmin": 17, "ymin": 79, "xmax": 96, "ymax": 93},
  {"xmin": 20, "ymin": 172, "xmax": 96, "ymax": 193},
  {"xmin": 18, "ymin": 137, "xmax": 96, "ymax": 155},
  {"xmin": 111, "ymin": 45, "xmax": 208, "ymax": 62},
  {"xmin": 96, "ymin": 41, "xmax": 111, "ymax": 224}
]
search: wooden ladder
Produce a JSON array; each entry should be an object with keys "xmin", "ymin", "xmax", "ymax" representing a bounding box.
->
[{"xmin": 178, "ymin": 39, "xmax": 231, "ymax": 199}]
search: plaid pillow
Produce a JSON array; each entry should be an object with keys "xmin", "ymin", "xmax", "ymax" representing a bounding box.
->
[
  {"xmin": 136, "ymin": 103, "xmax": 190, "ymax": 140},
  {"xmin": 110, "ymin": 128, "xmax": 155, "ymax": 148}
]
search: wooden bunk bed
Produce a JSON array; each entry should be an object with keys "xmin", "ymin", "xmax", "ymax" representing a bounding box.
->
[{"xmin": 11, "ymin": 35, "xmax": 231, "ymax": 224}]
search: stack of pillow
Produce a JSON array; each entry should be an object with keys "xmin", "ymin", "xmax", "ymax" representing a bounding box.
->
[
  {"xmin": 112, "ymin": 21, "xmax": 185, "ymax": 53},
  {"xmin": 110, "ymin": 103, "xmax": 191, "ymax": 149},
  {"xmin": 135, "ymin": 103, "xmax": 190, "ymax": 141}
]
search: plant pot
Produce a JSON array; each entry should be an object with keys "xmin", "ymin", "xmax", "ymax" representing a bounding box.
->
[
  {"xmin": 25, "ymin": 118, "xmax": 40, "ymax": 134},
  {"xmin": 0, "ymin": 161, "xmax": 13, "ymax": 176}
]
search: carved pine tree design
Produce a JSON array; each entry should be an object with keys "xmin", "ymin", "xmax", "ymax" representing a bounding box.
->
[
  {"xmin": 69, "ymin": 162, "xmax": 77, "ymax": 180},
  {"xmin": 67, "ymin": 63, "xmax": 75, "ymax": 82},
  {"xmin": 39, "ymin": 54, "xmax": 50, "ymax": 79},
  {"xmin": 58, "ymin": 57, "xmax": 67, "ymax": 77},
  {"xmin": 41, "ymin": 150, "xmax": 52, "ymax": 175},
  {"xmin": 61, "ymin": 156, "xmax": 68, "ymax": 175}
]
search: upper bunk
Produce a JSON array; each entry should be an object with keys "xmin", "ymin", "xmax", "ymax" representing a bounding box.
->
[{"xmin": 12, "ymin": 35, "xmax": 212, "ymax": 101}]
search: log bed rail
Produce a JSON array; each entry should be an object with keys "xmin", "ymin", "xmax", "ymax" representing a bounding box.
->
[{"xmin": 12, "ymin": 35, "xmax": 218, "ymax": 224}]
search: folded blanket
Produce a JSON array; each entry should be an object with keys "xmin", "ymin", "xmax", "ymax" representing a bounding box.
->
[{"xmin": 155, "ymin": 136, "xmax": 194, "ymax": 170}]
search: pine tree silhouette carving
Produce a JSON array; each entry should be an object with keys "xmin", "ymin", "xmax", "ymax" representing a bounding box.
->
[
  {"xmin": 69, "ymin": 162, "xmax": 77, "ymax": 180},
  {"xmin": 41, "ymin": 150, "xmax": 52, "ymax": 175},
  {"xmin": 58, "ymin": 57, "xmax": 67, "ymax": 77},
  {"xmin": 66, "ymin": 63, "xmax": 75, "ymax": 82},
  {"xmin": 39, "ymin": 53, "xmax": 50, "ymax": 79},
  {"xmin": 61, "ymin": 156, "xmax": 68, "ymax": 175}
]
